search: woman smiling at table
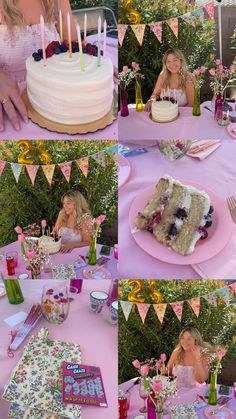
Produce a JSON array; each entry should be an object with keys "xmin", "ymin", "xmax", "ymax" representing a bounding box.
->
[
  {"xmin": 145, "ymin": 49, "xmax": 194, "ymax": 112},
  {"xmin": 167, "ymin": 327, "xmax": 213, "ymax": 390},
  {"xmin": 54, "ymin": 190, "xmax": 94, "ymax": 253}
]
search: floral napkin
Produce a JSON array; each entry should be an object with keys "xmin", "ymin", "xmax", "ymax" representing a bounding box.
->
[
  {"xmin": 170, "ymin": 403, "xmax": 198, "ymax": 418},
  {"xmin": 52, "ymin": 264, "xmax": 76, "ymax": 280},
  {"xmin": 3, "ymin": 333, "xmax": 82, "ymax": 418}
]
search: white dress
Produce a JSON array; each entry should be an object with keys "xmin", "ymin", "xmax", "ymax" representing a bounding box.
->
[
  {"xmin": 173, "ymin": 365, "xmax": 203, "ymax": 391},
  {"xmin": 59, "ymin": 227, "xmax": 82, "ymax": 244},
  {"xmin": 160, "ymin": 89, "xmax": 188, "ymax": 106}
]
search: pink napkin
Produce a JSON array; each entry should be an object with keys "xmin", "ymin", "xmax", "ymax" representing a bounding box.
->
[
  {"xmin": 192, "ymin": 225, "xmax": 236, "ymax": 279},
  {"xmin": 187, "ymin": 140, "xmax": 221, "ymax": 160}
]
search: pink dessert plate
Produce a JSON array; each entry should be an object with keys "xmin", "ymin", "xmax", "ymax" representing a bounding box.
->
[
  {"xmin": 226, "ymin": 123, "xmax": 236, "ymax": 139},
  {"xmin": 0, "ymin": 284, "xmax": 6, "ymax": 297},
  {"xmin": 83, "ymin": 265, "xmax": 111, "ymax": 279},
  {"xmin": 204, "ymin": 405, "xmax": 234, "ymax": 418},
  {"xmin": 129, "ymin": 181, "xmax": 232, "ymax": 265},
  {"xmin": 118, "ymin": 154, "xmax": 131, "ymax": 189}
]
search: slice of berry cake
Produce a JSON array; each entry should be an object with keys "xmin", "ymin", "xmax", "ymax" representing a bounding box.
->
[{"xmin": 135, "ymin": 175, "xmax": 213, "ymax": 255}]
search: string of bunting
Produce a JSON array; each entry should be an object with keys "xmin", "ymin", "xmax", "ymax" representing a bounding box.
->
[
  {"xmin": 120, "ymin": 282, "xmax": 236, "ymax": 324},
  {"xmin": 0, "ymin": 144, "xmax": 124, "ymax": 186},
  {"xmin": 118, "ymin": 2, "xmax": 214, "ymax": 46}
]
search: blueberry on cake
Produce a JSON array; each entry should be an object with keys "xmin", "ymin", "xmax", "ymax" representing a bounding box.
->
[{"xmin": 135, "ymin": 175, "xmax": 213, "ymax": 255}]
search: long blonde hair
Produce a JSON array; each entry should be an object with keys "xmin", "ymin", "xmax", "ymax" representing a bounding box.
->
[
  {"xmin": 174, "ymin": 327, "xmax": 215, "ymax": 364},
  {"xmin": 161, "ymin": 49, "xmax": 190, "ymax": 90},
  {"xmin": 60, "ymin": 190, "xmax": 91, "ymax": 230},
  {"xmin": 0, "ymin": 0, "xmax": 58, "ymax": 28}
]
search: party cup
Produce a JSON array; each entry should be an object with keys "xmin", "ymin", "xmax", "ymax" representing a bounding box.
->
[
  {"xmin": 90, "ymin": 291, "xmax": 108, "ymax": 314},
  {"xmin": 109, "ymin": 300, "xmax": 118, "ymax": 325}
]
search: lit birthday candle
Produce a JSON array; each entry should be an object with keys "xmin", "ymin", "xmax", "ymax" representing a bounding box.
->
[
  {"xmin": 76, "ymin": 24, "xmax": 85, "ymax": 72},
  {"xmin": 97, "ymin": 16, "xmax": 101, "ymax": 67},
  {"xmin": 40, "ymin": 15, "xmax": 47, "ymax": 66},
  {"xmin": 67, "ymin": 12, "xmax": 72, "ymax": 59},
  {"xmin": 84, "ymin": 13, "xmax": 87, "ymax": 45},
  {"xmin": 59, "ymin": 10, "xmax": 63, "ymax": 43},
  {"xmin": 103, "ymin": 19, "xmax": 107, "ymax": 59}
]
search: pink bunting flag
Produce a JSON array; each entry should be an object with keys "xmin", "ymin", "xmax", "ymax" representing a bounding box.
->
[
  {"xmin": 76, "ymin": 157, "xmax": 89, "ymax": 177},
  {"xmin": 170, "ymin": 301, "xmax": 184, "ymax": 321},
  {"xmin": 204, "ymin": 2, "xmax": 215, "ymax": 20},
  {"xmin": 26, "ymin": 165, "xmax": 39, "ymax": 185},
  {"xmin": 203, "ymin": 293, "xmax": 218, "ymax": 308},
  {"xmin": 131, "ymin": 24, "xmax": 146, "ymax": 46},
  {"xmin": 0, "ymin": 160, "xmax": 6, "ymax": 176},
  {"xmin": 229, "ymin": 282, "xmax": 236, "ymax": 293},
  {"xmin": 149, "ymin": 22, "xmax": 163, "ymax": 44},
  {"xmin": 153, "ymin": 303, "xmax": 167, "ymax": 324},
  {"xmin": 120, "ymin": 300, "xmax": 133, "ymax": 321},
  {"xmin": 137, "ymin": 303, "xmax": 150, "ymax": 323},
  {"xmin": 166, "ymin": 18, "xmax": 178, "ymax": 38},
  {"xmin": 10, "ymin": 163, "xmax": 22, "ymax": 183},
  {"xmin": 92, "ymin": 152, "xmax": 106, "ymax": 167},
  {"xmin": 59, "ymin": 161, "xmax": 72, "ymax": 183},
  {"xmin": 188, "ymin": 297, "xmax": 201, "ymax": 317},
  {"xmin": 181, "ymin": 12, "xmax": 195, "ymax": 28},
  {"xmin": 216, "ymin": 287, "xmax": 231, "ymax": 305},
  {"xmin": 118, "ymin": 24, "xmax": 128, "ymax": 46},
  {"xmin": 42, "ymin": 164, "xmax": 55, "ymax": 185}
]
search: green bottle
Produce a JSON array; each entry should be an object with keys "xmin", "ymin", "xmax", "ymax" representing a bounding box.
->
[{"xmin": 4, "ymin": 278, "xmax": 24, "ymax": 304}]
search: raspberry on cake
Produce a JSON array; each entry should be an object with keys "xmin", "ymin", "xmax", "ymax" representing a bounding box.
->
[{"xmin": 135, "ymin": 175, "xmax": 213, "ymax": 255}]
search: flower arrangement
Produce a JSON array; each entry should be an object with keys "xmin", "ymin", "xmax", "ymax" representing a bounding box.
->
[
  {"xmin": 201, "ymin": 346, "xmax": 227, "ymax": 405},
  {"xmin": 118, "ymin": 62, "xmax": 144, "ymax": 90},
  {"xmin": 208, "ymin": 59, "xmax": 235, "ymax": 96},
  {"xmin": 193, "ymin": 66, "xmax": 206, "ymax": 89},
  {"xmin": 88, "ymin": 214, "xmax": 106, "ymax": 265}
]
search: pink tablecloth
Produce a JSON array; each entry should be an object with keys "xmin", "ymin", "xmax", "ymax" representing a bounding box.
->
[
  {"xmin": 0, "ymin": 280, "xmax": 117, "ymax": 419},
  {"xmin": 119, "ymin": 378, "xmax": 236, "ymax": 418},
  {"xmin": 119, "ymin": 102, "xmax": 233, "ymax": 141},
  {"xmin": 0, "ymin": 241, "xmax": 118, "ymax": 280},
  {"xmin": 118, "ymin": 140, "xmax": 236, "ymax": 279},
  {"xmin": 1, "ymin": 35, "xmax": 118, "ymax": 141}
]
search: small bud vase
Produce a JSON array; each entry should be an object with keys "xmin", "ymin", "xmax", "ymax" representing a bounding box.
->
[
  {"xmin": 208, "ymin": 371, "xmax": 217, "ymax": 405},
  {"xmin": 135, "ymin": 80, "xmax": 143, "ymax": 112},
  {"xmin": 88, "ymin": 235, "xmax": 97, "ymax": 265},
  {"xmin": 4, "ymin": 278, "xmax": 24, "ymax": 304},
  {"xmin": 120, "ymin": 87, "xmax": 129, "ymax": 117},
  {"xmin": 192, "ymin": 86, "xmax": 201, "ymax": 116}
]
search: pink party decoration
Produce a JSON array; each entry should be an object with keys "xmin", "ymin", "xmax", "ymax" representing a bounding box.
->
[
  {"xmin": 188, "ymin": 297, "xmax": 201, "ymax": 317},
  {"xmin": 131, "ymin": 24, "xmax": 146, "ymax": 45},
  {"xmin": 26, "ymin": 165, "xmax": 39, "ymax": 185},
  {"xmin": 42, "ymin": 164, "xmax": 55, "ymax": 185},
  {"xmin": 118, "ymin": 24, "xmax": 128, "ymax": 46},
  {"xmin": 203, "ymin": 293, "xmax": 218, "ymax": 307},
  {"xmin": 204, "ymin": 2, "xmax": 215, "ymax": 20},
  {"xmin": 0, "ymin": 160, "xmax": 6, "ymax": 176},
  {"xmin": 10, "ymin": 163, "xmax": 22, "ymax": 183},
  {"xmin": 181, "ymin": 12, "xmax": 195, "ymax": 28},
  {"xmin": 229, "ymin": 282, "xmax": 236, "ymax": 293},
  {"xmin": 92, "ymin": 153, "xmax": 106, "ymax": 167},
  {"xmin": 166, "ymin": 18, "xmax": 178, "ymax": 38},
  {"xmin": 76, "ymin": 157, "xmax": 89, "ymax": 177},
  {"xmin": 153, "ymin": 303, "xmax": 167, "ymax": 324},
  {"xmin": 170, "ymin": 301, "xmax": 184, "ymax": 321},
  {"xmin": 120, "ymin": 300, "xmax": 133, "ymax": 320},
  {"xmin": 136, "ymin": 303, "xmax": 150, "ymax": 323},
  {"xmin": 59, "ymin": 161, "xmax": 72, "ymax": 183},
  {"xmin": 149, "ymin": 22, "xmax": 163, "ymax": 44}
]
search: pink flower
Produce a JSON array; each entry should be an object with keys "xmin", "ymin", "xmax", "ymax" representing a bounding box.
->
[
  {"xmin": 132, "ymin": 359, "xmax": 141, "ymax": 369},
  {"xmin": 18, "ymin": 234, "xmax": 26, "ymax": 243},
  {"xmin": 200, "ymin": 66, "xmax": 206, "ymax": 74},
  {"xmin": 123, "ymin": 65, "xmax": 129, "ymax": 73},
  {"xmin": 95, "ymin": 215, "xmax": 106, "ymax": 225},
  {"xmin": 155, "ymin": 360, "xmax": 162, "ymax": 372},
  {"xmin": 14, "ymin": 225, "xmax": 22, "ymax": 234},
  {"xmin": 41, "ymin": 219, "xmax": 47, "ymax": 228},
  {"xmin": 219, "ymin": 65, "xmax": 224, "ymax": 72},
  {"xmin": 194, "ymin": 69, "xmax": 200, "ymax": 77},
  {"xmin": 27, "ymin": 250, "xmax": 35, "ymax": 260},
  {"xmin": 216, "ymin": 348, "xmax": 227, "ymax": 360},
  {"xmin": 140, "ymin": 364, "xmax": 149, "ymax": 376},
  {"xmin": 215, "ymin": 59, "xmax": 221, "ymax": 65},
  {"xmin": 209, "ymin": 68, "xmax": 216, "ymax": 76},
  {"xmin": 160, "ymin": 353, "xmax": 166, "ymax": 362},
  {"xmin": 153, "ymin": 381, "xmax": 162, "ymax": 393},
  {"xmin": 229, "ymin": 65, "xmax": 234, "ymax": 73}
]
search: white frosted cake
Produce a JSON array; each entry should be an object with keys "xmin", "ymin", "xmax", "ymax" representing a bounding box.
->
[
  {"xmin": 151, "ymin": 100, "xmax": 178, "ymax": 122},
  {"xmin": 135, "ymin": 175, "xmax": 214, "ymax": 255},
  {"xmin": 38, "ymin": 236, "xmax": 61, "ymax": 254},
  {"xmin": 26, "ymin": 52, "xmax": 114, "ymax": 125}
]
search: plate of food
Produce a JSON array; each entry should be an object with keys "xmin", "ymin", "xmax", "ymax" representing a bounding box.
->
[
  {"xmin": 83, "ymin": 266, "xmax": 111, "ymax": 279},
  {"xmin": 129, "ymin": 175, "xmax": 232, "ymax": 265},
  {"xmin": 118, "ymin": 154, "xmax": 131, "ymax": 189}
]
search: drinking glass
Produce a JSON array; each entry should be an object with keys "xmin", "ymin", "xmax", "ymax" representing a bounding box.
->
[
  {"xmin": 139, "ymin": 378, "xmax": 148, "ymax": 413},
  {"xmin": 157, "ymin": 140, "xmax": 192, "ymax": 160},
  {"xmin": 41, "ymin": 283, "xmax": 69, "ymax": 324},
  {"xmin": 6, "ymin": 251, "xmax": 18, "ymax": 268}
]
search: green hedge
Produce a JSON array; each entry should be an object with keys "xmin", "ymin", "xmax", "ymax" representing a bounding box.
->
[
  {"xmin": 0, "ymin": 140, "xmax": 117, "ymax": 247},
  {"xmin": 118, "ymin": 280, "xmax": 236, "ymax": 384}
]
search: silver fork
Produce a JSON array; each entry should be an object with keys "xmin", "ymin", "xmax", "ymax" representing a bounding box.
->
[{"xmin": 227, "ymin": 196, "xmax": 236, "ymax": 223}]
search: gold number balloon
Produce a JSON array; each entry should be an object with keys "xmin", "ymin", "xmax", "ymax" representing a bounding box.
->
[
  {"xmin": 128, "ymin": 280, "xmax": 145, "ymax": 303},
  {"xmin": 17, "ymin": 140, "xmax": 34, "ymax": 165},
  {"xmin": 149, "ymin": 280, "xmax": 163, "ymax": 304},
  {"xmin": 125, "ymin": 0, "xmax": 141, "ymax": 24},
  {"xmin": 37, "ymin": 140, "xmax": 51, "ymax": 165}
]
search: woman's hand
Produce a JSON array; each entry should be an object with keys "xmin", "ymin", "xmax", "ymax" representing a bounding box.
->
[
  {"xmin": 144, "ymin": 100, "xmax": 152, "ymax": 112},
  {"xmin": 60, "ymin": 242, "xmax": 75, "ymax": 253},
  {"xmin": 190, "ymin": 345, "xmax": 202, "ymax": 361}
]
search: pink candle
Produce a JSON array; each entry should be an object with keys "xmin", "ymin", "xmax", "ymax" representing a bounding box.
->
[
  {"xmin": 40, "ymin": 15, "xmax": 47, "ymax": 66},
  {"xmin": 103, "ymin": 20, "xmax": 107, "ymax": 59}
]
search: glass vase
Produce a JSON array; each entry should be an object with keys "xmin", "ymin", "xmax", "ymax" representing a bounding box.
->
[
  {"xmin": 135, "ymin": 80, "xmax": 143, "ymax": 112},
  {"xmin": 3, "ymin": 278, "xmax": 24, "ymax": 304},
  {"xmin": 214, "ymin": 92, "xmax": 224, "ymax": 120},
  {"xmin": 30, "ymin": 265, "xmax": 41, "ymax": 279},
  {"xmin": 192, "ymin": 86, "xmax": 201, "ymax": 116},
  {"xmin": 120, "ymin": 87, "xmax": 129, "ymax": 117},
  {"xmin": 208, "ymin": 371, "xmax": 218, "ymax": 405},
  {"xmin": 88, "ymin": 235, "xmax": 97, "ymax": 265}
]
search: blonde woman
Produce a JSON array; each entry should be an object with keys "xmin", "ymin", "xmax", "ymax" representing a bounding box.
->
[
  {"xmin": 54, "ymin": 190, "xmax": 94, "ymax": 253},
  {"xmin": 145, "ymin": 49, "xmax": 194, "ymax": 112},
  {"xmin": 167, "ymin": 327, "xmax": 214, "ymax": 390},
  {"xmin": 0, "ymin": 0, "xmax": 77, "ymax": 131}
]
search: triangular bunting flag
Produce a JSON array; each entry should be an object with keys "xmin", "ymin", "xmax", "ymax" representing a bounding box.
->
[
  {"xmin": 42, "ymin": 164, "xmax": 55, "ymax": 185},
  {"xmin": 229, "ymin": 282, "xmax": 236, "ymax": 293},
  {"xmin": 192, "ymin": 9, "xmax": 205, "ymax": 25},
  {"xmin": 203, "ymin": 293, "xmax": 218, "ymax": 308},
  {"xmin": 216, "ymin": 287, "xmax": 231, "ymax": 305},
  {"xmin": 137, "ymin": 303, "xmax": 150, "ymax": 323},
  {"xmin": 204, "ymin": 2, "xmax": 215, "ymax": 20},
  {"xmin": 0, "ymin": 160, "xmax": 6, "ymax": 176},
  {"xmin": 10, "ymin": 163, "xmax": 22, "ymax": 183},
  {"xmin": 170, "ymin": 301, "xmax": 184, "ymax": 321},
  {"xmin": 120, "ymin": 300, "xmax": 133, "ymax": 321},
  {"xmin": 131, "ymin": 24, "xmax": 146, "ymax": 46},
  {"xmin": 91, "ymin": 153, "xmax": 106, "ymax": 167},
  {"xmin": 118, "ymin": 24, "xmax": 128, "ymax": 46},
  {"xmin": 188, "ymin": 297, "xmax": 201, "ymax": 317},
  {"xmin": 149, "ymin": 22, "xmax": 163, "ymax": 44},
  {"xmin": 106, "ymin": 145, "xmax": 119, "ymax": 161},
  {"xmin": 76, "ymin": 157, "xmax": 89, "ymax": 177},
  {"xmin": 181, "ymin": 12, "xmax": 195, "ymax": 28},
  {"xmin": 26, "ymin": 165, "xmax": 39, "ymax": 185},
  {"xmin": 153, "ymin": 303, "xmax": 167, "ymax": 324},
  {"xmin": 166, "ymin": 18, "xmax": 178, "ymax": 38},
  {"xmin": 59, "ymin": 161, "xmax": 72, "ymax": 183}
]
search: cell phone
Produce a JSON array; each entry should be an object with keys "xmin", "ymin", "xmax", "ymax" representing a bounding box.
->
[
  {"xmin": 96, "ymin": 256, "xmax": 110, "ymax": 266},
  {"xmin": 218, "ymin": 385, "xmax": 230, "ymax": 396},
  {"xmin": 100, "ymin": 245, "xmax": 111, "ymax": 256}
]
